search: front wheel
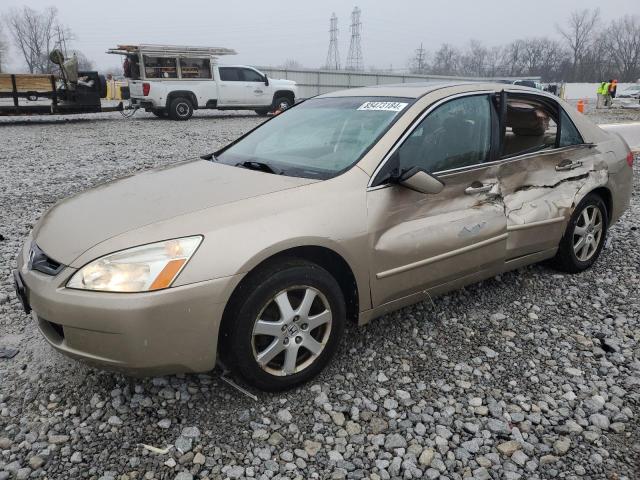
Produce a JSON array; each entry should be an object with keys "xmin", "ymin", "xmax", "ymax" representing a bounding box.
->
[
  {"xmin": 549, "ymin": 193, "xmax": 608, "ymax": 273},
  {"xmin": 168, "ymin": 97, "xmax": 193, "ymax": 121},
  {"xmin": 273, "ymin": 96, "xmax": 293, "ymax": 112},
  {"xmin": 220, "ymin": 260, "xmax": 345, "ymax": 391}
]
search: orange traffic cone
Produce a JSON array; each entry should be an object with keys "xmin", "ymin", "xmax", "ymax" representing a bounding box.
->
[{"xmin": 577, "ymin": 99, "xmax": 585, "ymax": 113}]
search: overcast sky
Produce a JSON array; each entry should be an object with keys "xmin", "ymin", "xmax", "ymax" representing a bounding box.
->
[{"xmin": 2, "ymin": 0, "xmax": 639, "ymax": 72}]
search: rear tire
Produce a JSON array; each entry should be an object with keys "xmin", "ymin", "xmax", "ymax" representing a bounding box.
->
[
  {"xmin": 219, "ymin": 260, "xmax": 345, "ymax": 391},
  {"xmin": 549, "ymin": 193, "xmax": 608, "ymax": 273},
  {"xmin": 168, "ymin": 97, "xmax": 193, "ymax": 121}
]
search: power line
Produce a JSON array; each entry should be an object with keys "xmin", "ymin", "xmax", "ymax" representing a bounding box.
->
[
  {"xmin": 345, "ymin": 6, "xmax": 363, "ymax": 71},
  {"xmin": 325, "ymin": 12, "xmax": 340, "ymax": 70},
  {"xmin": 413, "ymin": 43, "xmax": 427, "ymax": 73}
]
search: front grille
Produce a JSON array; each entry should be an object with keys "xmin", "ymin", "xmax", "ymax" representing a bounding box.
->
[{"xmin": 29, "ymin": 244, "xmax": 64, "ymax": 276}]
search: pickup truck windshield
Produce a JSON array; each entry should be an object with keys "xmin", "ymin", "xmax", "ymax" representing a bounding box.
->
[{"xmin": 216, "ymin": 96, "xmax": 413, "ymax": 179}]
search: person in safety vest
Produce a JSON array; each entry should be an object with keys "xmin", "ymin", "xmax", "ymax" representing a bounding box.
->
[
  {"xmin": 596, "ymin": 80, "xmax": 608, "ymax": 109},
  {"xmin": 609, "ymin": 79, "xmax": 618, "ymax": 101},
  {"xmin": 604, "ymin": 79, "xmax": 615, "ymax": 107}
]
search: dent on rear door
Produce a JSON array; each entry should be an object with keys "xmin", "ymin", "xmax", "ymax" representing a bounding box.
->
[{"xmin": 497, "ymin": 146, "xmax": 610, "ymax": 259}]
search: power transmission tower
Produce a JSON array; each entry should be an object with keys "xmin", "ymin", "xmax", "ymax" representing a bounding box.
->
[
  {"xmin": 345, "ymin": 6, "xmax": 363, "ymax": 71},
  {"xmin": 325, "ymin": 13, "xmax": 340, "ymax": 70},
  {"xmin": 413, "ymin": 43, "xmax": 427, "ymax": 73}
]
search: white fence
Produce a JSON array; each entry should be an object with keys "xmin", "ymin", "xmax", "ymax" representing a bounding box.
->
[{"xmin": 259, "ymin": 67, "xmax": 540, "ymax": 99}]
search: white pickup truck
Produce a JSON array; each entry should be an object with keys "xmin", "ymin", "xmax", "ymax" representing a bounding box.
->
[{"xmin": 107, "ymin": 44, "xmax": 298, "ymax": 120}]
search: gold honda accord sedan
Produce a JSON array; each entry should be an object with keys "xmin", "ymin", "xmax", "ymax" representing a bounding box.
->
[{"xmin": 14, "ymin": 83, "xmax": 634, "ymax": 390}]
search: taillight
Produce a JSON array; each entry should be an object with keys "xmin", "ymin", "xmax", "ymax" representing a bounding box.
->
[
  {"xmin": 142, "ymin": 82, "xmax": 150, "ymax": 96},
  {"xmin": 627, "ymin": 151, "xmax": 634, "ymax": 167}
]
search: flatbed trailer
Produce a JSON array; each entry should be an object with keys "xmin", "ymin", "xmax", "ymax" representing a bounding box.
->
[{"xmin": 0, "ymin": 72, "xmax": 124, "ymax": 116}]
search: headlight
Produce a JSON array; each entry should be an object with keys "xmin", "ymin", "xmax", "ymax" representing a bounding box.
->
[{"xmin": 67, "ymin": 236, "xmax": 202, "ymax": 292}]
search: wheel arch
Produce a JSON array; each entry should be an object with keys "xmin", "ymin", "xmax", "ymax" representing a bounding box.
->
[
  {"xmin": 166, "ymin": 90, "xmax": 198, "ymax": 109},
  {"xmin": 221, "ymin": 245, "xmax": 362, "ymax": 334},
  {"xmin": 273, "ymin": 90, "xmax": 295, "ymax": 106},
  {"xmin": 588, "ymin": 186, "xmax": 613, "ymax": 224}
]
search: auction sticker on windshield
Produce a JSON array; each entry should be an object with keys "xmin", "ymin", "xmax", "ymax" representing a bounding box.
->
[{"xmin": 357, "ymin": 101, "xmax": 408, "ymax": 112}]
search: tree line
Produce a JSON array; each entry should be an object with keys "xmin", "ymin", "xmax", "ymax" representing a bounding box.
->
[
  {"xmin": 407, "ymin": 9, "xmax": 640, "ymax": 82},
  {"xmin": 0, "ymin": 6, "xmax": 93, "ymax": 74}
]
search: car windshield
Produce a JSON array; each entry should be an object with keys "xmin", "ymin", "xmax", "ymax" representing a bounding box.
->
[{"xmin": 215, "ymin": 96, "xmax": 413, "ymax": 179}]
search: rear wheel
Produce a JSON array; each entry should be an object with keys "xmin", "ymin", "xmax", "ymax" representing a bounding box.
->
[
  {"xmin": 220, "ymin": 260, "xmax": 345, "ymax": 391},
  {"xmin": 168, "ymin": 97, "xmax": 193, "ymax": 121},
  {"xmin": 549, "ymin": 193, "xmax": 608, "ymax": 273}
]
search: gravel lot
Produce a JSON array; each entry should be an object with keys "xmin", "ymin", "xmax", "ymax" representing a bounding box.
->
[{"xmin": 0, "ymin": 109, "xmax": 639, "ymax": 480}]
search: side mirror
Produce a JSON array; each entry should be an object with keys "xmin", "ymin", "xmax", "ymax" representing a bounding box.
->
[
  {"xmin": 264, "ymin": 75, "xmax": 269, "ymax": 86},
  {"xmin": 398, "ymin": 167, "xmax": 444, "ymax": 195}
]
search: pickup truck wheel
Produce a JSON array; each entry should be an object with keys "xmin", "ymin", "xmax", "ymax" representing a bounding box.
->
[
  {"xmin": 274, "ymin": 96, "xmax": 293, "ymax": 111},
  {"xmin": 168, "ymin": 97, "xmax": 193, "ymax": 121}
]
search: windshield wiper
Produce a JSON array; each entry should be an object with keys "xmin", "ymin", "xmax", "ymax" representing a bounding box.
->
[
  {"xmin": 236, "ymin": 161, "xmax": 283, "ymax": 175},
  {"xmin": 201, "ymin": 152, "xmax": 217, "ymax": 161}
]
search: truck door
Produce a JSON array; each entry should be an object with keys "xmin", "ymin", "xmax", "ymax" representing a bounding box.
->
[
  {"xmin": 217, "ymin": 67, "xmax": 247, "ymax": 106},
  {"xmin": 240, "ymin": 68, "xmax": 270, "ymax": 106}
]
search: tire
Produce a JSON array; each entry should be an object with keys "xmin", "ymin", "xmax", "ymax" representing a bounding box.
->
[
  {"xmin": 220, "ymin": 260, "xmax": 345, "ymax": 391},
  {"xmin": 255, "ymin": 108, "xmax": 270, "ymax": 116},
  {"xmin": 168, "ymin": 97, "xmax": 193, "ymax": 121},
  {"xmin": 273, "ymin": 96, "xmax": 293, "ymax": 111},
  {"xmin": 549, "ymin": 193, "xmax": 608, "ymax": 273},
  {"xmin": 151, "ymin": 109, "xmax": 167, "ymax": 118}
]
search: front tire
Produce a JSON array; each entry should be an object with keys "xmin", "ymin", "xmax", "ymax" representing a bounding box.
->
[
  {"xmin": 549, "ymin": 193, "xmax": 608, "ymax": 273},
  {"xmin": 168, "ymin": 97, "xmax": 193, "ymax": 121},
  {"xmin": 220, "ymin": 260, "xmax": 345, "ymax": 391},
  {"xmin": 273, "ymin": 96, "xmax": 293, "ymax": 112}
]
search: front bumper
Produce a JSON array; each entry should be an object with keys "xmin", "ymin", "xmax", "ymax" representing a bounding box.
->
[{"xmin": 16, "ymin": 243, "xmax": 241, "ymax": 376}]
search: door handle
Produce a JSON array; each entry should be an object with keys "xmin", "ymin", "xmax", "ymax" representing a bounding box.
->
[
  {"xmin": 465, "ymin": 183, "xmax": 494, "ymax": 194},
  {"xmin": 555, "ymin": 160, "xmax": 582, "ymax": 171}
]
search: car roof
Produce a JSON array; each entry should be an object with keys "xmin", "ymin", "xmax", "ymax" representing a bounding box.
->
[{"xmin": 315, "ymin": 81, "xmax": 543, "ymax": 99}]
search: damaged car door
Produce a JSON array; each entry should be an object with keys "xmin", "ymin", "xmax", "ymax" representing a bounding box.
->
[
  {"xmin": 495, "ymin": 92, "xmax": 603, "ymax": 260},
  {"xmin": 367, "ymin": 93, "xmax": 507, "ymax": 307}
]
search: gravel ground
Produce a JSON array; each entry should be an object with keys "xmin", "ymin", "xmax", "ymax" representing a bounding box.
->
[{"xmin": 0, "ymin": 109, "xmax": 639, "ymax": 480}]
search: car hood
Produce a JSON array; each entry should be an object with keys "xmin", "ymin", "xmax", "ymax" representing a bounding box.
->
[{"xmin": 33, "ymin": 159, "xmax": 317, "ymax": 265}]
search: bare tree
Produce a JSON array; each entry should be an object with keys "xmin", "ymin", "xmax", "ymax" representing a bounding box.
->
[
  {"xmin": 459, "ymin": 40, "xmax": 489, "ymax": 76},
  {"xmin": 280, "ymin": 59, "xmax": 302, "ymax": 70},
  {"xmin": 0, "ymin": 24, "xmax": 8, "ymax": 72},
  {"xmin": 431, "ymin": 44, "xmax": 460, "ymax": 76},
  {"xmin": 557, "ymin": 8, "xmax": 601, "ymax": 81},
  {"xmin": 71, "ymin": 50, "xmax": 95, "ymax": 71},
  {"xmin": 602, "ymin": 15, "xmax": 640, "ymax": 81},
  {"xmin": 4, "ymin": 6, "xmax": 62, "ymax": 73}
]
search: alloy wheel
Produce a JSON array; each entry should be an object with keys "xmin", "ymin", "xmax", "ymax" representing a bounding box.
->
[
  {"xmin": 251, "ymin": 286, "xmax": 332, "ymax": 376},
  {"xmin": 573, "ymin": 205, "xmax": 603, "ymax": 262}
]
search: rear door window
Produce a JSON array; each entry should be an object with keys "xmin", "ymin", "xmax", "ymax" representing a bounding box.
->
[
  {"xmin": 558, "ymin": 109, "xmax": 584, "ymax": 147},
  {"xmin": 219, "ymin": 67, "xmax": 242, "ymax": 81},
  {"xmin": 500, "ymin": 95, "xmax": 558, "ymax": 158}
]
